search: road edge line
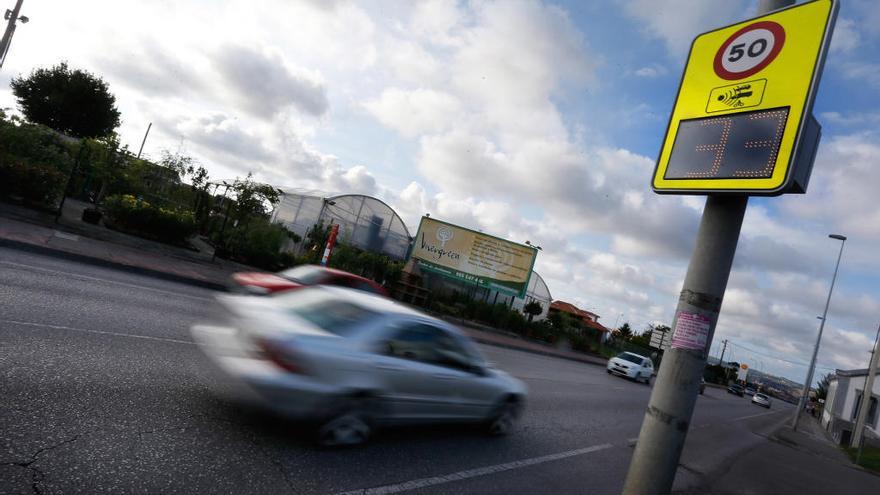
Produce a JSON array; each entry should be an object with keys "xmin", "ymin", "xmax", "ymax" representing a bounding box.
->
[
  {"xmin": 336, "ymin": 443, "xmax": 614, "ymax": 495},
  {"xmin": 0, "ymin": 238, "xmax": 227, "ymax": 291}
]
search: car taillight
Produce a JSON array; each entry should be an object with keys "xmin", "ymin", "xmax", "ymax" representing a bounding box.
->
[{"xmin": 257, "ymin": 339, "xmax": 306, "ymax": 374}]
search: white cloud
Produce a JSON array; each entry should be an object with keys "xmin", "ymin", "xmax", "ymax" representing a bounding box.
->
[
  {"xmin": 779, "ymin": 133, "xmax": 880, "ymax": 243},
  {"xmin": 171, "ymin": 113, "xmax": 274, "ymax": 163},
  {"xmin": 633, "ymin": 64, "xmax": 668, "ymax": 78},
  {"xmin": 212, "ymin": 45, "xmax": 328, "ymax": 119},
  {"xmin": 363, "ymin": 88, "xmax": 464, "ymax": 138},
  {"xmin": 622, "ymin": 0, "xmax": 749, "ymax": 57},
  {"xmin": 383, "ymin": 39, "xmax": 442, "ymax": 84},
  {"xmin": 841, "ymin": 62, "xmax": 880, "ymax": 88},
  {"xmin": 820, "ymin": 111, "xmax": 880, "ymax": 126},
  {"xmin": 831, "ymin": 18, "xmax": 861, "ymax": 53},
  {"xmin": 407, "ymin": 0, "xmax": 466, "ymax": 47}
]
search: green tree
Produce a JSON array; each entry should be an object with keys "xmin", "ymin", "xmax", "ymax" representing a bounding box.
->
[
  {"xmin": 83, "ymin": 134, "xmax": 127, "ymax": 203},
  {"xmin": 614, "ymin": 322, "xmax": 634, "ymax": 341},
  {"xmin": 231, "ymin": 173, "xmax": 280, "ymax": 221},
  {"xmin": 816, "ymin": 372, "xmax": 832, "ymax": 401},
  {"xmin": 11, "ymin": 62, "xmax": 121, "ymax": 138},
  {"xmin": 523, "ymin": 301, "xmax": 543, "ymax": 322},
  {"xmin": 630, "ymin": 328, "xmax": 652, "ymax": 348},
  {"xmin": 158, "ymin": 150, "xmax": 194, "ymax": 181}
]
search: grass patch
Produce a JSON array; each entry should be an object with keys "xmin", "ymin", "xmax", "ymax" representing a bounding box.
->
[{"xmin": 844, "ymin": 445, "xmax": 880, "ymax": 473}]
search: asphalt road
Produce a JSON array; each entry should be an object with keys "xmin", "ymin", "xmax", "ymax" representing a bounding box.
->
[{"xmin": 0, "ymin": 247, "xmax": 793, "ymax": 494}]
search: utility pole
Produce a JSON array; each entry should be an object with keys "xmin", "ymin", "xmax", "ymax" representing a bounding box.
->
[
  {"xmin": 852, "ymin": 322, "xmax": 880, "ymax": 459},
  {"xmin": 0, "ymin": 0, "xmax": 26, "ymax": 70},
  {"xmin": 622, "ymin": 3, "xmax": 795, "ymax": 494},
  {"xmin": 136, "ymin": 122, "xmax": 152, "ymax": 159},
  {"xmin": 719, "ymin": 339, "xmax": 729, "ymax": 383},
  {"xmin": 211, "ymin": 182, "xmax": 231, "ymax": 262}
]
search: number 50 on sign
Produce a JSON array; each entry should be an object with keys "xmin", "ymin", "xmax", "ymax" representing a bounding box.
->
[{"xmin": 652, "ymin": 0, "xmax": 838, "ymax": 195}]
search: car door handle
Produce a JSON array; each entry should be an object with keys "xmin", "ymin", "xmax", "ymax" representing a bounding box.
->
[{"xmin": 431, "ymin": 373, "xmax": 456, "ymax": 380}]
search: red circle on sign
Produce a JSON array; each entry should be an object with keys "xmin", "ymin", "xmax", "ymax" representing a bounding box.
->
[{"xmin": 714, "ymin": 21, "xmax": 785, "ymax": 80}]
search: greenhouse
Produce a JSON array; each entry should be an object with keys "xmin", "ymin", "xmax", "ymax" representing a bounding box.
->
[
  {"xmin": 271, "ymin": 190, "xmax": 413, "ymax": 260},
  {"xmin": 419, "ymin": 269, "xmax": 553, "ymax": 321}
]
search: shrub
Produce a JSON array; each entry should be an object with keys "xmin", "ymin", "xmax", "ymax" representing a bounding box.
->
[
  {"xmin": 327, "ymin": 243, "xmax": 404, "ymax": 286},
  {"xmin": 103, "ymin": 194, "xmax": 196, "ymax": 244},
  {"xmin": 0, "ymin": 160, "xmax": 66, "ymax": 207},
  {"xmin": 223, "ymin": 219, "xmax": 294, "ymax": 271},
  {"xmin": 0, "ymin": 114, "xmax": 75, "ymax": 174}
]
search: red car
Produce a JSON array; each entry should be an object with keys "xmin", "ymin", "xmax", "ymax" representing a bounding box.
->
[{"xmin": 231, "ymin": 265, "xmax": 389, "ymax": 297}]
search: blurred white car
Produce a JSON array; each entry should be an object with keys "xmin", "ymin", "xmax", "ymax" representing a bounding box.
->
[
  {"xmin": 191, "ymin": 287, "xmax": 527, "ymax": 446},
  {"xmin": 606, "ymin": 352, "xmax": 654, "ymax": 384},
  {"xmin": 752, "ymin": 392, "xmax": 772, "ymax": 408}
]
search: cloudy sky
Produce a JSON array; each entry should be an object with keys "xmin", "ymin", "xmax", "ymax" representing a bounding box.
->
[{"xmin": 2, "ymin": 0, "xmax": 878, "ymax": 385}]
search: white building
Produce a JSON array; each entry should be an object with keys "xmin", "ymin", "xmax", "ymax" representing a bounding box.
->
[{"xmin": 821, "ymin": 368, "xmax": 879, "ymax": 445}]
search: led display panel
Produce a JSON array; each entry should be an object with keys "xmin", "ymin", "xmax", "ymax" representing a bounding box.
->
[{"xmin": 664, "ymin": 107, "xmax": 789, "ymax": 180}]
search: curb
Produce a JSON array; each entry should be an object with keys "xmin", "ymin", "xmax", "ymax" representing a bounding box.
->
[
  {"xmin": 0, "ymin": 237, "xmax": 228, "ymax": 291},
  {"xmin": 467, "ymin": 335, "xmax": 607, "ymax": 367}
]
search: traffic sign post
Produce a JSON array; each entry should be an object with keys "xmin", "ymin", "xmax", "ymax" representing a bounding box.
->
[{"xmin": 623, "ymin": 1, "xmax": 837, "ymax": 494}]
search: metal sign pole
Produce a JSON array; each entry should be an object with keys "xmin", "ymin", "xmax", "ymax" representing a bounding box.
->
[{"xmin": 621, "ymin": 195, "xmax": 747, "ymax": 495}]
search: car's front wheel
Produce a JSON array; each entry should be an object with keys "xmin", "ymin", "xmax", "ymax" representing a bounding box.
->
[
  {"xmin": 317, "ymin": 396, "xmax": 376, "ymax": 447},
  {"xmin": 486, "ymin": 397, "xmax": 522, "ymax": 436}
]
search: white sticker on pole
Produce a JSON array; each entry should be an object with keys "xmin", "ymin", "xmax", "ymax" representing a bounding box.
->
[{"xmin": 671, "ymin": 312, "xmax": 711, "ymax": 350}]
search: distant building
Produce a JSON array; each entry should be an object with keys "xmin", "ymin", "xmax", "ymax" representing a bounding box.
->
[
  {"xmin": 821, "ymin": 368, "xmax": 880, "ymax": 445},
  {"xmin": 548, "ymin": 300, "xmax": 610, "ymax": 345}
]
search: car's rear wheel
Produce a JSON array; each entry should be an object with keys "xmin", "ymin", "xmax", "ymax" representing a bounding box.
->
[
  {"xmin": 486, "ymin": 397, "xmax": 521, "ymax": 436},
  {"xmin": 317, "ymin": 396, "xmax": 376, "ymax": 447}
]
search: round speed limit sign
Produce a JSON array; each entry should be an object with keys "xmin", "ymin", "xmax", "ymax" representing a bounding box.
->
[{"xmin": 714, "ymin": 21, "xmax": 786, "ymax": 80}]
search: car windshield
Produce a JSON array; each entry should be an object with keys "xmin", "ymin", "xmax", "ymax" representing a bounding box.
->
[
  {"xmin": 756, "ymin": 394, "xmax": 768, "ymax": 399},
  {"xmin": 617, "ymin": 353, "xmax": 643, "ymax": 365},
  {"xmin": 279, "ymin": 265, "xmax": 331, "ymax": 285},
  {"xmin": 274, "ymin": 289, "xmax": 379, "ymax": 336}
]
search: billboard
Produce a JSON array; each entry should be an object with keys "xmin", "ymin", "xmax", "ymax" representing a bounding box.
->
[
  {"xmin": 737, "ymin": 364, "xmax": 749, "ymax": 382},
  {"xmin": 409, "ymin": 217, "xmax": 538, "ymax": 298}
]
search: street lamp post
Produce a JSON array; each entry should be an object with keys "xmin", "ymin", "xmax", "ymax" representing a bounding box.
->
[
  {"xmin": 793, "ymin": 234, "xmax": 847, "ymax": 431},
  {"xmin": 0, "ymin": 0, "xmax": 28, "ymax": 70}
]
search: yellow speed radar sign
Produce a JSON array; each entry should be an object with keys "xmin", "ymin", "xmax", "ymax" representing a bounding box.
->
[{"xmin": 653, "ymin": 0, "xmax": 838, "ymax": 195}]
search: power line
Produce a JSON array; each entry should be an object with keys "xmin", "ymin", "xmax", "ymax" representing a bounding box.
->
[{"xmin": 726, "ymin": 341, "xmax": 836, "ymax": 371}]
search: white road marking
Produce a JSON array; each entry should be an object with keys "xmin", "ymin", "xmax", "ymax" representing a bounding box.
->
[
  {"xmin": 733, "ymin": 410, "xmax": 782, "ymax": 422},
  {"xmin": 53, "ymin": 231, "xmax": 79, "ymax": 241},
  {"xmin": 0, "ymin": 260, "xmax": 213, "ymax": 302},
  {"xmin": 1, "ymin": 319, "xmax": 195, "ymax": 345},
  {"xmin": 337, "ymin": 443, "xmax": 614, "ymax": 495}
]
